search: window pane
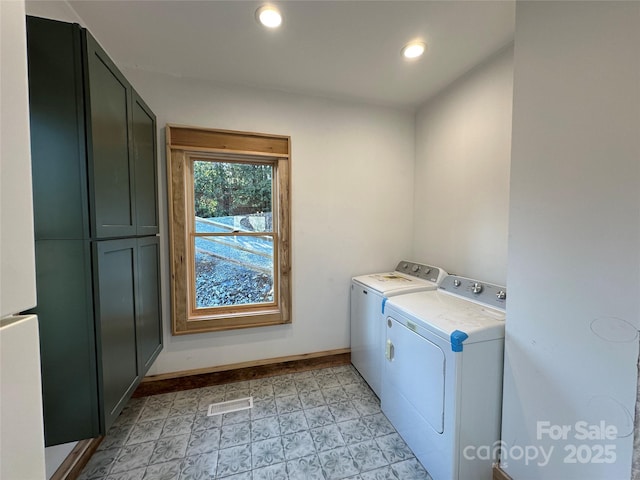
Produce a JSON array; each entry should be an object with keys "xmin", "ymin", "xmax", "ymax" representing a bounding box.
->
[
  {"xmin": 195, "ymin": 235, "xmax": 274, "ymax": 308},
  {"xmin": 193, "ymin": 160, "xmax": 272, "ymax": 233}
]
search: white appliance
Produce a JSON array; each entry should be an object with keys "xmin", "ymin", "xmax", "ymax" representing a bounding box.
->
[
  {"xmin": 350, "ymin": 261, "xmax": 446, "ymax": 396},
  {"xmin": 0, "ymin": 315, "xmax": 46, "ymax": 480},
  {"xmin": 0, "ymin": 1, "xmax": 46, "ymax": 478},
  {"xmin": 382, "ymin": 275, "xmax": 506, "ymax": 480}
]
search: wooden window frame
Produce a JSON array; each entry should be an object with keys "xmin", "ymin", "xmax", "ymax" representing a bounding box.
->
[{"xmin": 166, "ymin": 125, "xmax": 291, "ymax": 334}]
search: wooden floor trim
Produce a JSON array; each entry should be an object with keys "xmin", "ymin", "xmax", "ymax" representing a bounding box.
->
[
  {"xmin": 493, "ymin": 464, "xmax": 513, "ymax": 480},
  {"xmin": 50, "ymin": 437, "xmax": 103, "ymax": 480},
  {"xmin": 133, "ymin": 349, "xmax": 351, "ymax": 397}
]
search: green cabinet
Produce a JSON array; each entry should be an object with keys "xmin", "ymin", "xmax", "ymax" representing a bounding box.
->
[
  {"xmin": 94, "ymin": 239, "xmax": 140, "ymax": 429},
  {"xmin": 34, "ymin": 240, "xmax": 98, "ymax": 445},
  {"xmin": 85, "ymin": 33, "xmax": 136, "ymax": 239},
  {"xmin": 135, "ymin": 237, "xmax": 163, "ymax": 373},
  {"xmin": 94, "ymin": 238, "xmax": 162, "ymax": 429},
  {"xmin": 27, "ymin": 17, "xmax": 89, "ymax": 241},
  {"xmin": 26, "ymin": 16, "xmax": 163, "ymax": 446},
  {"xmin": 133, "ymin": 93, "xmax": 160, "ymax": 236}
]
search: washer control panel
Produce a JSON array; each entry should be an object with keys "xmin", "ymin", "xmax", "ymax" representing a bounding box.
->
[
  {"xmin": 395, "ymin": 261, "xmax": 442, "ymax": 283},
  {"xmin": 439, "ymin": 275, "xmax": 507, "ymax": 309}
]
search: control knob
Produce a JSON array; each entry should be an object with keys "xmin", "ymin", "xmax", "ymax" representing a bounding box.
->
[
  {"xmin": 412, "ymin": 265, "xmax": 420, "ymax": 272},
  {"xmin": 424, "ymin": 268, "xmax": 431, "ymax": 274},
  {"xmin": 496, "ymin": 290, "xmax": 506, "ymax": 300},
  {"xmin": 471, "ymin": 282, "xmax": 483, "ymax": 294},
  {"xmin": 453, "ymin": 279, "xmax": 461, "ymax": 287}
]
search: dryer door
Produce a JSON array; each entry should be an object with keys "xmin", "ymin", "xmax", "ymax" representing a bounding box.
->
[{"xmin": 383, "ymin": 316, "xmax": 445, "ymax": 434}]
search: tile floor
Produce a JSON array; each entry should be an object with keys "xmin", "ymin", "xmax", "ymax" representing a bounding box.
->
[{"xmin": 78, "ymin": 364, "xmax": 433, "ymax": 480}]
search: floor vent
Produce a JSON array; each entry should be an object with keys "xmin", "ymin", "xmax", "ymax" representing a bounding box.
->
[{"xmin": 207, "ymin": 396, "xmax": 253, "ymax": 417}]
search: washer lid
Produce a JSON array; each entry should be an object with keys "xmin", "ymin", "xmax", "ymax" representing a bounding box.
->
[
  {"xmin": 386, "ymin": 290, "xmax": 505, "ymax": 344},
  {"xmin": 352, "ymin": 272, "xmax": 437, "ymax": 295}
]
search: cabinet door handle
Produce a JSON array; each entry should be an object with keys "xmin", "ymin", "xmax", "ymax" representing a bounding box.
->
[{"xmin": 385, "ymin": 339, "xmax": 394, "ymax": 361}]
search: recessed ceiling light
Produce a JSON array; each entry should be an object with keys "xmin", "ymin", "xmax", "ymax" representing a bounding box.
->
[
  {"xmin": 402, "ymin": 41, "xmax": 427, "ymax": 60},
  {"xmin": 256, "ymin": 5, "xmax": 282, "ymax": 28}
]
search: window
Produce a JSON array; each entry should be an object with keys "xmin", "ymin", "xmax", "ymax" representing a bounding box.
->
[{"xmin": 167, "ymin": 125, "xmax": 291, "ymax": 334}]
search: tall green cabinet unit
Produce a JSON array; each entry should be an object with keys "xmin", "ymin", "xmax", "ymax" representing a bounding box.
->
[{"xmin": 26, "ymin": 16, "xmax": 163, "ymax": 446}]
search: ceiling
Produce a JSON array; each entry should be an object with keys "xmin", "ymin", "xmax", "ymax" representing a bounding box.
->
[{"xmin": 67, "ymin": 0, "xmax": 515, "ymax": 109}]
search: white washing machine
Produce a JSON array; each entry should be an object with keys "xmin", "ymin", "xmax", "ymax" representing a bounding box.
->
[
  {"xmin": 350, "ymin": 261, "xmax": 446, "ymax": 397},
  {"xmin": 382, "ymin": 275, "xmax": 506, "ymax": 480}
]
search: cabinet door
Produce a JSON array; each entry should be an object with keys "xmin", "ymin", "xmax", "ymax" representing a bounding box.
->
[
  {"xmin": 136, "ymin": 236, "xmax": 163, "ymax": 374},
  {"xmin": 94, "ymin": 239, "xmax": 139, "ymax": 432},
  {"xmin": 85, "ymin": 33, "xmax": 136, "ymax": 238},
  {"xmin": 27, "ymin": 17, "xmax": 90, "ymax": 241},
  {"xmin": 32, "ymin": 240, "xmax": 99, "ymax": 446},
  {"xmin": 132, "ymin": 92, "xmax": 159, "ymax": 235}
]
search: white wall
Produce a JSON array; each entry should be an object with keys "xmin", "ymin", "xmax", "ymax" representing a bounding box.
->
[
  {"xmin": 25, "ymin": 0, "xmax": 83, "ymax": 24},
  {"xmin": 502, "ymin": 2, "xmax": 640, "ymax": 479},
  {"xmin": 44, "ymin": 442, "xmax": 76, "ymax": 479},
  {"xmin": 412, "ymin": 46, "xmax": 513, "ymax": 286},
  {"xmin": 123, "ymin": 69, "xmax": 416, "ymax": 375}
]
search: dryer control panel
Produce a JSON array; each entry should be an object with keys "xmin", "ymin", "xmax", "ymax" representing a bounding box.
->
[
  {"xmin": 439, "ymin": 275, "xmax": 507, "ymax": 310},
  {"xmin": 395, "ymin": 261, "xmax": 442, "ymax": 284}
]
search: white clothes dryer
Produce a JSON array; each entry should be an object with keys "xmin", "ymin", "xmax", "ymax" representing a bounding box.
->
[
  {"xmin": 350, "ymin": 261, "xmax": 446, "ymax": 397},
  {"xmin": 382, "ymin": 275, "xmax": 506, "ymax": 480}
]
